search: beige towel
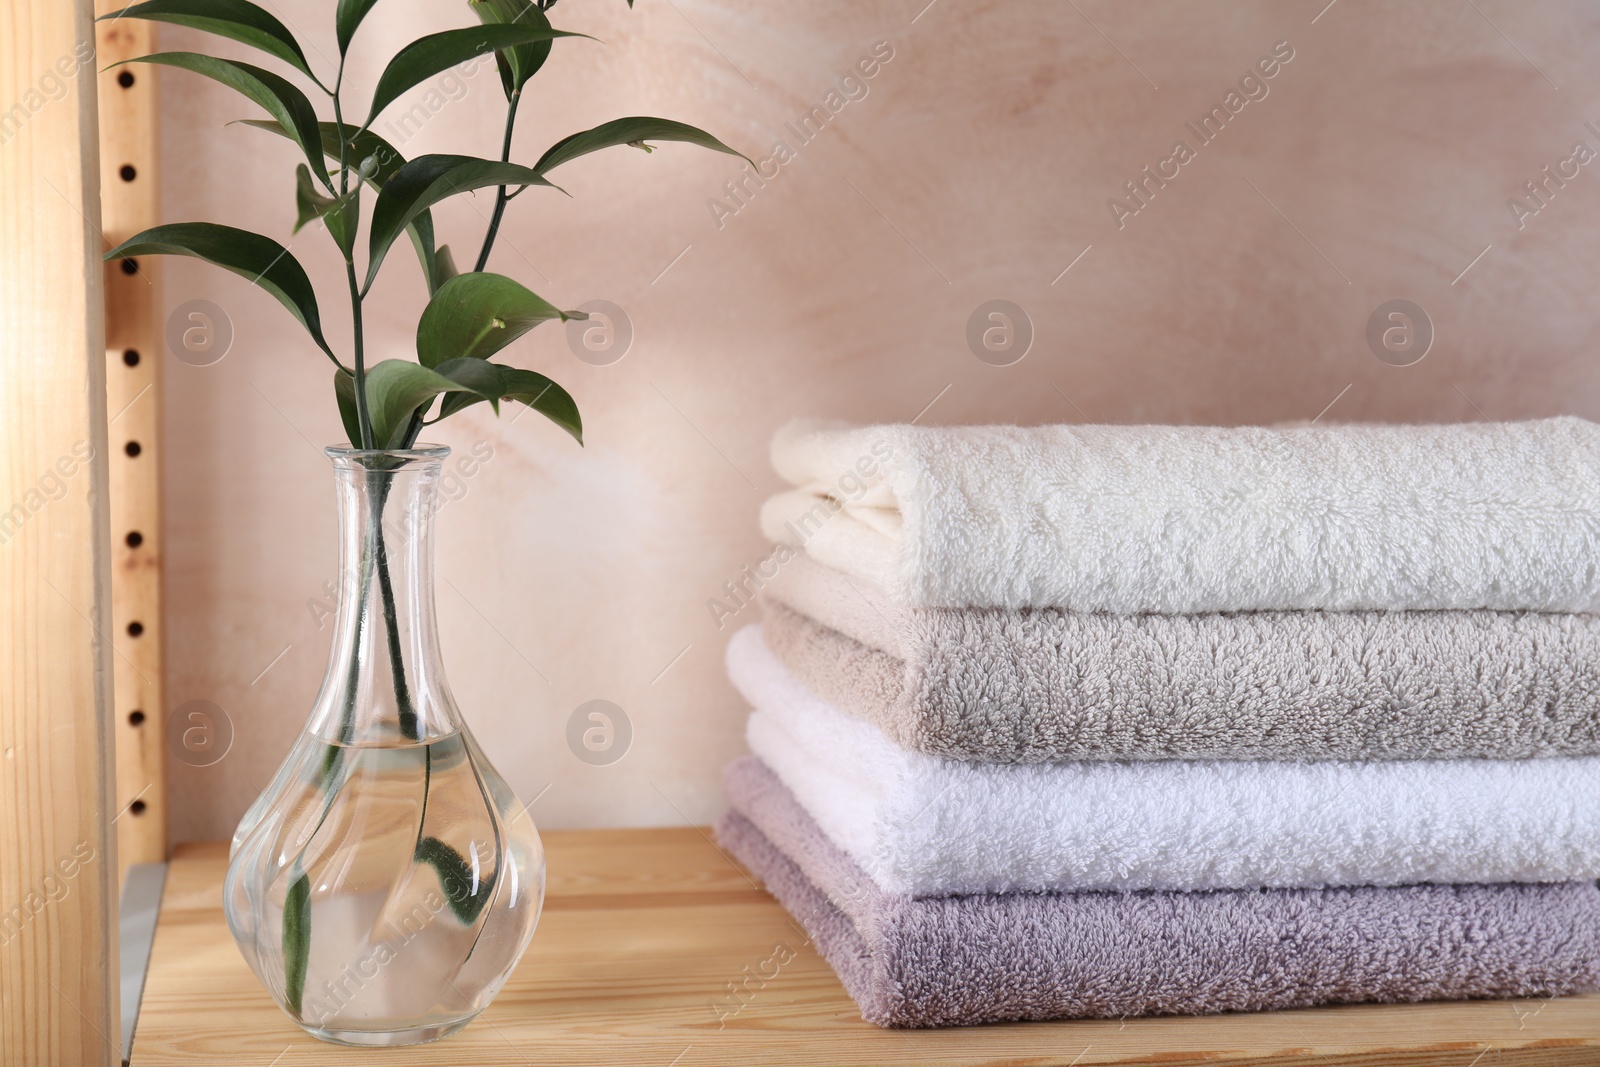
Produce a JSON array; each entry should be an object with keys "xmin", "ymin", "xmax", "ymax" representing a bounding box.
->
[{"xmin": 760, "ymin": 554, "xmax": 1600, "ymax": 762}]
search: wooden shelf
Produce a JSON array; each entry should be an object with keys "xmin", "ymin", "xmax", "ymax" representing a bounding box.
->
[{"xmin": 130, "ymin": 829, "xmax": 1600, "ymax": 1066}]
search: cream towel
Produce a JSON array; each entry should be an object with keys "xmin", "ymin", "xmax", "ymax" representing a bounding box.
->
[
  {"xmin": 759, "ymin": 554, "xmax": 1600, "ymax": 762},
  {"xmin": 758, "ymin": 417, "xmax": 1600, "ymax": 612},
  {"xmin": 728, "ymin": 625, "xmax": 1600, "ymax": 896}
]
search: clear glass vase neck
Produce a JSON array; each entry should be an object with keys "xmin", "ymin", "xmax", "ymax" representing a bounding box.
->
[{"xmin": 311, "ymin": 446, "xmax": 460, "ymax": 746}]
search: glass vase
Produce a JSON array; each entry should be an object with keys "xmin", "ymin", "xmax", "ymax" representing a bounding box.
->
[{"xmin": 224, "ymin": 446, "xmax": 545, "ymax": 1047}]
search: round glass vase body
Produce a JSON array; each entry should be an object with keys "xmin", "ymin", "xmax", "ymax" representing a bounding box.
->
[{"xmin": 224, "ymin": 447, "xmax": 544, "ymax": 1047}]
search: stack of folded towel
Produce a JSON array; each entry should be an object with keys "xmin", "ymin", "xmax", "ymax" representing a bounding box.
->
[{"xmin": 715, "ymin": 417, "xmax": 1600, "ymax": 1028}]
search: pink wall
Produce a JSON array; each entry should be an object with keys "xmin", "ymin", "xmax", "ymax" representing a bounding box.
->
[{"xmin": 159, "ymin": 0, "xmax": 1600, "ymax": 841}]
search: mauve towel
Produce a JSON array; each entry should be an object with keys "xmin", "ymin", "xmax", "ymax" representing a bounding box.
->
[
  {"xmin": 759, "ymin": 555, "xmax": 1600, "ymax": 762},
  {"xmin": 717, "ymin": 756, "xmax": 1600, "ymax": 1028},
  {"xmin": 758, "ymin": 417, "xmax": 1600, "ymax": 612}
]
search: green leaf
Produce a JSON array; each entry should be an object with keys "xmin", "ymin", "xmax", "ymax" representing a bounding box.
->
[
  {"xmin": 241, "ymin": 119, "xmax": 440, "ymax": 289},
  {"xmin": 363, "ymin": 359, "xmax": 494, "ymax": 449},
  {"xmin": 322, "ymin": 123, "xmax": 404, "ymax": 185},
  {"xmin": 334, "ymin": 370, "xmax": 362, "ymax": 448},
  {"xmin": 240, "ymin": 118, "xmax": 401, "ymax": 187},
  {"xmin": 364, "ymin": 24, "xmax": 589, "ymax": 126},
  {"xmin": 365, "ymin": 155, "xmax": 559, "ymax": 292},
  {"xmin": 282, "ymin": 870, "xmax": 311, "ymax": 1017},
  {"xmin": 407, "ymin": 216, "xmax": 442, "ymax": 294},
  {"xmin": 500, "ymin": 368, "xmax": 581, "ymax": 443},
  {"xmin": 437, "ymin": 363, "xmax": 582, "ymax": 444},
  {"xmin": 414, "ymin": 836, "xmax": 496, "ymax": 924},
  {"xmin": 433, "ymin": 357, "xmax": 507, "ymax": 415},
  {"xmin": 416, "ymin": 272, "xmax": 571, "ymax": 368},
  {"xmin": 122, "ymin": 54, "xmax": 331, "ymax": 191},
  {"xmin": 99, "ymin": 0, "xmax": 321, "ymax": 84},
  {"xmin": 335, "ymin": 0, "xmax": 383, "ymax": 55},
  {"xmin": 433, "ymin": 246, "xmax": 460, "ymax": 290},
  {"xmin": 294, "ymin": 164, "xmax": 359, "ymax": 257},
  {"xmin": 292, "ymin": 164, "xmax": 334, "ymax": 232},
  {"xmin": 325, "ymin": 126, "xmax": 439, "ymax": 291},
  {"xmin": 467, "ymin": 0, "xmax": 553, "ymax": 99},
  {"xmin": 104, "ymin": 222, "xmax": 339, "ymax": 365},
  {"xmin": 534, "ymin": 116, "xmax": 750, "ymax": 175}
]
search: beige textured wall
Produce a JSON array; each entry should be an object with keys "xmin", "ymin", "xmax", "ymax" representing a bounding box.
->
[{"xmin": 158, "ymin": 0, "xmax": 1600, "ymax": 842}]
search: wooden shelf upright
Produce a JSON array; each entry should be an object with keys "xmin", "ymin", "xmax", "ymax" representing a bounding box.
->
[{"xmin": 95, "ymin": 0, "xmax": 166, "ymax": 882}]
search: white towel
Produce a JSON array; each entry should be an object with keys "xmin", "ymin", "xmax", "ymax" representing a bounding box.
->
[
  {"xmin": 758, "ymin": 417, "xmax": 1600, "ymax": 612},
  {"xmin": 728, "ymin": 625, "xmax": 1600, "ymax": 897}
]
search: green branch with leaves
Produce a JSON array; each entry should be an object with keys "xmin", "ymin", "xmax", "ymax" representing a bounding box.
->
[{"xmin": 101, "ymin": 0, "xmax": 748, "ymax": 452}]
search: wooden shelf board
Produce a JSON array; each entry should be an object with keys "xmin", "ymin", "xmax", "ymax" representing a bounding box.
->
[{"xmin": 128, "ymin": 829, "xmax": 1600, "ymax": 1066}]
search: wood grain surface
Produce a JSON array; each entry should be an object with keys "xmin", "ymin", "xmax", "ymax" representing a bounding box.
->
[
  {"xmin": 95, "ymin": 0, "xmax": 167, "ymax": 884},
  {"xmin": 0, "ymin": 0, "xmax": 120, "ymax": 1062},
  {"xmin": 129, "ymin": 830, "xmax": 1600, "ymax": 1066}
]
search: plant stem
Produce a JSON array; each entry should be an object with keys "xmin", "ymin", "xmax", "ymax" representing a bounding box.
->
[
  {"xmin": 473, "ymin": 91, "xmax": 522, "ymax": 273},
  {"xmin": 368, "ymin": 469, "xmax": 420, "ymax": 738},
  {"xmin": 317, "ymin": 66, "xmax": 370, "ymax": 781},
  {"xmin": 333, "ymin": 58, "xmax": 351, "ymax": 198},
  {"xmin": 332, "ymin": 58, "xmax": 374, "ymax": 450},
  {"xmin": 345, "ymin": 261, "xmax": 373, "ymax": 449},
  {"xmin": 321, "ymin": 471, "xmax": 420, "ymax": 776},
  {"xmin": 400, "ymin": 408, "xmax": 427, "ymax": 450},
  {"xmin": 373, "ymin": 500, "xmax": 419, "ymax": 740}
]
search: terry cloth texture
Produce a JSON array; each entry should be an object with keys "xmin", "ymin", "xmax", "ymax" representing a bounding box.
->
[
  {"xmin": 757, "ymin": 417, "xmax": 1600, "ymax": 612},
  {"xmin": 717, "ymin": 756, "xmax": 1600, "ymax": 1028},
  {"xmin": 728, "ymin": 625, "xmax": 1600, "ymax": 896},
  {"xmin": 759, "ymin": 556, "xmax": 1600, "ymax": 762}
]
